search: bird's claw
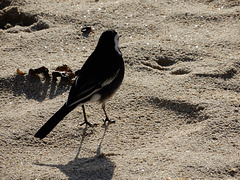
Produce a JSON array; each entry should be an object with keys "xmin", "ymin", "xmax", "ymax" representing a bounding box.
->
[
  {"xmin": 103, "ymin": 118, "xmax": 115, "ymax": 125},
  {"xmin": 80, "ymin": 121, "xmax": 98, "ymax": 127}
]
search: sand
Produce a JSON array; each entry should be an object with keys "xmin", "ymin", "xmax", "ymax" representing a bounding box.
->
[{"xmin": 0, "ymin": 0, "xmax": 239, "ymax": 179}]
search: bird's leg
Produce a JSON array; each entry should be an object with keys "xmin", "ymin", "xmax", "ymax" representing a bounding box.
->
[
  {"xmin": 80, "ymin": 105, "xmax": 97, "ymax": 127},
  {"xmin": 102, "ymin": 103, "xmax": 115, "ymax": 125}
]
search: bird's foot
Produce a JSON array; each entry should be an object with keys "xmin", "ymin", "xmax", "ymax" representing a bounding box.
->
[
  {"xmin": 80, "ymin": 120, "xmax": 98, "ymax": 127},
  {"xmin": 103, "ymin": 118, "xmax": 115, "ymax": 125}
]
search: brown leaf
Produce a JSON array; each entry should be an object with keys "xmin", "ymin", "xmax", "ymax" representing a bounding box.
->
[{"xmin": 17, "ymin": 69, "xmax": 26, "ymax": 75}]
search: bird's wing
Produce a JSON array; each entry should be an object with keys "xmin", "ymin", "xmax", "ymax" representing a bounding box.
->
[
  {"xmin": 66, "ymin": 76, "xmax": 101, "ymax": 107},
  {"xmin": 66, "ymin": 69, "xmax": 120, "ymax": 107}
]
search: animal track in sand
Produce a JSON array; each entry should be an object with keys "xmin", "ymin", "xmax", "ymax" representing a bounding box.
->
[{"xmin": 141, "ymin": 52, "xmax": 196, "ymax": 75}]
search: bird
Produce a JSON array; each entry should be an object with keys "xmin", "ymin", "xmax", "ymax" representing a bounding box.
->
[{"xmin": 34, "ymin": 30, "xmax": 124, "ymax": 139}]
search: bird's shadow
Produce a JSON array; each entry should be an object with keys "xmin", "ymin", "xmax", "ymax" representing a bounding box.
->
[
  {"xmin": 0, "ymin": 74, "xmax": 71, "ymax": 102},
  {"xmin": 35, "ymin": 125, "xmax": 115, "ymax": 180}
]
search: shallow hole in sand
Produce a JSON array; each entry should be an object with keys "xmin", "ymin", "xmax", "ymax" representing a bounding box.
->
[
  {"xmin": 0, "ymin": 6, "xmax": 38, "ymax": 30},
  {"xmin": 0, "ymin": 6, "xmax": 49, "ymax": 32},
  {"xmin": 155, "ymin": 56, "xmax": 176, "ymax": 66}
]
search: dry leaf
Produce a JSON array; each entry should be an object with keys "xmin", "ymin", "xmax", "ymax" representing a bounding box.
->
[{"xmin": 17, "ymin": 69, "xmax": 26, "ymax": 75}]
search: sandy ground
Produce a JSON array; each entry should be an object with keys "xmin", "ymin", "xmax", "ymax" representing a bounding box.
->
[{"xmin": 0, "ymin": 0, "xmax": 240, "ymax": 179}]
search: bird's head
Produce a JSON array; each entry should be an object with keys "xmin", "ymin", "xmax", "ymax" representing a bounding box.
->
[{"xmin": 97, "ymin": 30, "xmax": 121, "ymax": 54}]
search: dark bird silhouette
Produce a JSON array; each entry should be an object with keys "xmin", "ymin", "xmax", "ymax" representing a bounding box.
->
[{"xmin": 34, "ymin": 30, "xmax": 125, "ymax": 139}]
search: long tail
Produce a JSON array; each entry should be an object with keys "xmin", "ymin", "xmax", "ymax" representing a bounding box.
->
[{"xmin": 34, "ymin": 103, "xmax": 77, "ymax": 139}]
